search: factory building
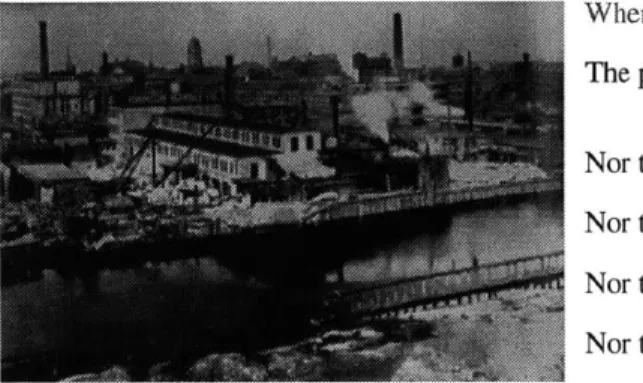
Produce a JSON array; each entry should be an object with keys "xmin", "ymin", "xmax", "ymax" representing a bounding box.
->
[
  {"xmin": 124, "ymin": 111, "xmax": 331, "ymax": 192},
  {"xmin": 11, "ymin": 77, "xmax": 95, "ymax": 129},
  {"xmin": 8, "ymin": 163, "xmax": 89, "ymax": 204},
  {"xmin": 121, "ymin": 53, "xmax": 333, "ymax": 192},
  {"xmin": 271, "ymin": 52, "xmax": 344, "ymax": 79},
  {"xmin": 352, "ymin": 53, "xmax": 393, "ymax": 84},
  {"xmin": 11, "ymin": 21, "xmax": 96, "ymax": 129},
  {"xmin": 352, "ymin": 13, "xmax": 404, "ymax": 84}
]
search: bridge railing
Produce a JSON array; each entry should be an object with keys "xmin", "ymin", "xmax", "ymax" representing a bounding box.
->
[
  {"xmin": 312, "ymin": 178, "xmax": 562, "ymax": 224},
  {"xmin": 333, "ymin": 251, "xmax": 564, "ymax": 315}
]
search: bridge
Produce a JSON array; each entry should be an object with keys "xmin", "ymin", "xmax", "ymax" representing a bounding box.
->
[{"xmin": 324, "ymin": 251, "xmax": 564, "ymax": 320}]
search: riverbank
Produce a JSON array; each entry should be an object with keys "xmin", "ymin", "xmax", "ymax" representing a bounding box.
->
[
  {"xmin": 60, "ymin": 287, "xmax": 563, "ymax": 381},
  {"xmin": 394, "ymin": 287, "xmax": 564, "ymax": 381}
]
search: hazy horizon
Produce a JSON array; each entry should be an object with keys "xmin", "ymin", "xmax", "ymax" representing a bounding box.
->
[{"xmin": 0, "ymin": 2, "xmax": 564, "ymax": 76}]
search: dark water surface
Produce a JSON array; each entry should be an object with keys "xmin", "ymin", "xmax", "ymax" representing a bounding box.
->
[
  {"xmin": 1, "ymin": 195, "xmax": 563, "ymax": 380},
  {"xmin": 337, "ymin": 196, "xmax": 563, "ymax": 283}
]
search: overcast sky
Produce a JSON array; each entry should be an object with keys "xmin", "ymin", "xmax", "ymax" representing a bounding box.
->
[{"xmin": 0, "ymin": 2, "xmax": 563, "ymax": 75}]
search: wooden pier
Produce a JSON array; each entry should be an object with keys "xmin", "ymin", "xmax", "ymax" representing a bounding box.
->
[
  {"xmin": 309, "ymin": 178, "xmax": 561, "ymax": 223},
  {"xmin": 1, "ymin": 178, "xmax": 562, "ymax": 278},
  {"xmin": 325, "ymin": 251, "xmax": 564, "ymax": 320}
]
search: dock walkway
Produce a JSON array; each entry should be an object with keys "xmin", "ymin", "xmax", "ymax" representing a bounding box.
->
[
  {"xmin": 325, "ymin": 251, "xmax": 564, "ymax": 319},
  {"xmin": 310, "ymin": 178, "xmax": 561, "ymax": 223},
  {"xmin": 1, "ymin": 178, "xmax": 563, "ymax": 275}
]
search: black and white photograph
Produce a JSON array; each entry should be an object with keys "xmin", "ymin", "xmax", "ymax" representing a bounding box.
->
[{"xmin": 0, "ymin": 2, "xmax": 564, "ymax": 381}]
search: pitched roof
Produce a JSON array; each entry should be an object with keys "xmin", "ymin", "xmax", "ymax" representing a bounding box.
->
[
  {"xmin": 129, "ymin": 129, "xmax": 278, "ymax": 158},
  {"xmin": 161, "ymin": 111, "xmax": 316, "ymax": 134},
  {"xmin": 15, "ymin": 163, "xmax": 89, "ymax": 183}
]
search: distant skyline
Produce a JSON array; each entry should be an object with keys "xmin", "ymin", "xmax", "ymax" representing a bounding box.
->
[{"xmin": 0, "ymin": 2, "xmax": 564, "ymax": 76}]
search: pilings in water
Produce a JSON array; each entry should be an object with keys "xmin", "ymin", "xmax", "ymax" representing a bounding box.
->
[{"xmin": 325, "ymin": 251, "xmax": 564, "ymax": 319}]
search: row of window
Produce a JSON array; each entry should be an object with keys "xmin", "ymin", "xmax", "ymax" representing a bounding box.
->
[
  {"xmin": 156, "ymin": 119, "xmax": 319, "ymax": 154},
  {"xmin": 290, "ymin": 135, "xmax": 316, "ymax": 152},
  {"xmin": 158, "ymin": 118, "xmax": 283, "ymax": 150},
  {"xmin": 156, "ymin": 143, "xmax": 239, "ymax": 175},
  {"xmin": 196, "ymin": 152, "xmax": 237, "ymax": 174}
]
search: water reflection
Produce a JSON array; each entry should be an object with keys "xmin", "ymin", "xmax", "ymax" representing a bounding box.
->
[
  {"xmin": 340, "ymin": 199, "xmax": 563, "ymax": 283},
  {"xmin": 2, "ymin": 196, "xmax": 563, "ymax": 380}
]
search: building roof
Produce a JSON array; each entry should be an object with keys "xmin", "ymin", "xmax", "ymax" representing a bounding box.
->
[
  {"xmin": 15, "ymin": 163, "xmax": 89, "ymax": 183},
  {"xmin": 273, "ymin": 153, "xmax": 335, "ymax": 179},
  {"xmin": 130, "ymin": 128, "xmax": 279, "ymax": 158},
  {"xmin": 161, "ymin": 111, "xmax": 316, "ymax": 134}
]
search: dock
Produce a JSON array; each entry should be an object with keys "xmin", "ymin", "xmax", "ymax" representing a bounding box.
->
[
  {"xmin": 1, "ymin": 178, "xmax": 562, "ymax": 278},
  {"xmin": 324, "ymin": 250, "xmax": 564, "ymax": 320},
  {"xmin": 308, "ymin": 177, "xmax": 561, "ymax": 223}
]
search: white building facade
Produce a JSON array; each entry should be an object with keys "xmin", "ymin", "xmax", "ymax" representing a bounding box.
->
[
  {"xmin": 12, "ymin": 77, "xmax": 95, "ymax": 128},
  {"xmin": 124, "ymin": 112, "xmax": 328, "ymax": 187}
]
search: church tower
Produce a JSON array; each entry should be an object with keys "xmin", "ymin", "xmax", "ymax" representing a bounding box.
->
[{"xmin": 187, "ymin": 36, "xmax": 204, "ymax": 72}]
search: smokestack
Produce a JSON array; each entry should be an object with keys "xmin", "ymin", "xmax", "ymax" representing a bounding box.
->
[
  {"xmin": 465, "ymin": 51, "xmax": 474, "ymax": 130},
  {"xmin": 266, "ymin": 36, "xmax": 273, "ymax": 67},
  {"xmin": 330, "ymin": 95, "xmax": 340, "ymax": 145},
  {"xmin": 393, "ymin": 13, "xmax": 404, "ymax": 79},
  {"xmin": 224, "ymin": 55, "xmax": 235, "ymax": 119},
  {"xmin": 100, "ymin": 51, "xmax": 109, "ymax": 75},
  {"xmin": 165, "ymin": 80, "xmax": 171, "ymax": 107},
  {"xmin": 39, "ymin": 21, "xmax": 50, "ymax": 79}
]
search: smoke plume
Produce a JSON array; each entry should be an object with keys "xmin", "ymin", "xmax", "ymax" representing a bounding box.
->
[
  {"xmin": 351, "ymin": 92, "xmax": 393, "ymax": 143},
  {"xmin": 351, "ymin": 81, "xmax": 465, "ymax": 143}
]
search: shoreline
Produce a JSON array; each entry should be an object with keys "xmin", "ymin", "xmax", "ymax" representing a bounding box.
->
[
  {"xmin": 394, "ymin": 287, "xmax": 564, "ymax": 381},
  {"xmin": 52, "ymin": 287, "xmax": 563, "ymax": 382}
]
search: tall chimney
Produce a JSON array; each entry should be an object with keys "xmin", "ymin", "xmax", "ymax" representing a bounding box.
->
[
  {"xmin": 100, "ymin": 51, "xmax": 109, "ymax": 76},
  {"xmin": 224, "ymin": 55, "xmax": 235, "ymax": 119},
  {"xmin": 330, "ymin": 95, "xmax": 340, "ymax": 145},
  {"xmin": 465, "ymin": 51, "xmax": 474, "ymax": 130},
  {"xmin": 393, "ymin": 13, "xmax": 404, "ymax": 79},
  {"xmin": 165, "ymin": 80, "xmax": 172, "ymax": 107},
  {"xmin": 266, "ymin": 36, "xmax": 273, "ymax": 67},
  {"xmin": 39, "ymin": 21, "xmax": 50, "ymax": 79}
]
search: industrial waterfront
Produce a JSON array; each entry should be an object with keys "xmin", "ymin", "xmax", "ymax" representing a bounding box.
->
[
  {"xmin": 1, "ymin": 2, "xmax": 563, "ymax": 381},
  {"xmin": 2, "ymin": 195, "xmax": 562, "ymax": 381}
]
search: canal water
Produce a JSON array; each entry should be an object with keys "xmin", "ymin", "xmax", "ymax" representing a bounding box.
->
[
  {"xmin": 1, "ymin": 195, "xmax": 563, "ymax": 381},
  {"xmin": 336, "ymin": 195, "xmax": 564, "ymax": 283}
]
